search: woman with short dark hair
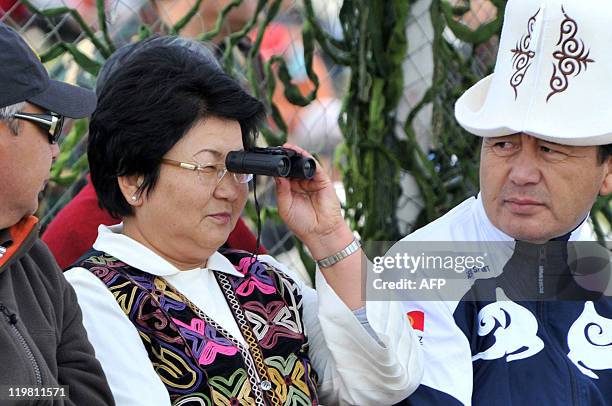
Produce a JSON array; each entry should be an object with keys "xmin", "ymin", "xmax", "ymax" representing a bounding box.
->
[{"xmin": 65, "ymin": 37, "xmax": 422, "ymax": 405}]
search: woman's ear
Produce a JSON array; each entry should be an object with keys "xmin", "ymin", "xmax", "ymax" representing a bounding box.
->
[{"xmin": 118, "ymin": 175, "xmax": 145, "ymax": 206}]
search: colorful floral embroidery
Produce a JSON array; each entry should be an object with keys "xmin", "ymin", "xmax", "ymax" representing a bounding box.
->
[
  {"xmin": 172, "ymin": 318, "xmax": 240, "ymax": 365},
  {"xmin": 243, "ymin": 301, "xmax": 303, "ymax": 348},
  {"xmin": 78, "ymin": 250, "xmax": 318, "ymax": 405},
  {"xmin": 232, "ymin": 259, "xmax": 277, "ymax": 296}
]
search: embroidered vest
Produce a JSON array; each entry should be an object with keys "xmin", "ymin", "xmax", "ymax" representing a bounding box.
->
[{"xmin": 76, "ymin": 249, "xmax": 318, "ymax": 406}]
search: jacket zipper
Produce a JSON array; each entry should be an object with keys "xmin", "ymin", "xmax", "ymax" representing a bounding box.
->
[
  {"xmin": 0, "ymin": 303, "xmax": 42, "ymax": 386},
  {"xmin": 538, "ymin": 246, "xmax": 545, "ymax": 295},
  {"xmin": 536, "ymin": 244, "xmax": 578, "ymax": 405}
]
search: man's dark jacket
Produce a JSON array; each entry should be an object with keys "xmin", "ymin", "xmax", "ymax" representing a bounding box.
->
[{"xmin": 0, "ymin": 216, "xmax": 114, "ymax": 405}]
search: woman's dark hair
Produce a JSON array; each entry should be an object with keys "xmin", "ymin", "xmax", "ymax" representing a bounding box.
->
[{"xmin": 88, "ymin": 36, "xmax": 266, "ymax": 218}]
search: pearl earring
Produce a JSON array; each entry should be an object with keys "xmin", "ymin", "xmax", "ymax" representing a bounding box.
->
[{"xmin": 131, "ymin": 195, "xmax": 137, "ymax": 201}]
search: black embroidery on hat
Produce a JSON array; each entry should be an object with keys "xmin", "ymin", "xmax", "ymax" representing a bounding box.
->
[
  {"xmin": 546, "ymin": 6, "xmax": 595, "ymax": 102},
  {"xmin": 510, "ymin": 9, "xmax": 540, "ymax": 100}
]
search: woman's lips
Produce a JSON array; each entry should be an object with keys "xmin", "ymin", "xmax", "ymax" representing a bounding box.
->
[{"xmin": 207, "ymin": 212, "xmax": 231, "ymax": 225}]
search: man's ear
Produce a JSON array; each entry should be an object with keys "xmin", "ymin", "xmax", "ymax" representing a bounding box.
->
[
  {"xmin": 118, "ymin": 175, "xmax": 144, "ymax": 206},
  {"xmin": 599, "ymin": 158, "xmax": 612, "ymax": 196}
]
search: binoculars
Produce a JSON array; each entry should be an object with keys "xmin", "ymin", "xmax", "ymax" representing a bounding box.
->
[{"xmin": 226, "ymin": 147, "xmax": 316, "ymax": 180}]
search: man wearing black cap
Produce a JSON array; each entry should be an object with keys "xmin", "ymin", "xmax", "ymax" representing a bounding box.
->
[{"xmin": 0, "ymin": 22, "xmax": 114, "ymax": 405}]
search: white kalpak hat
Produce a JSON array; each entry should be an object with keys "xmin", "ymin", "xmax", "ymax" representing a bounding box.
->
[{"xmin": 455, "ymin": 0, "xmax": 612, "ymax": 146}]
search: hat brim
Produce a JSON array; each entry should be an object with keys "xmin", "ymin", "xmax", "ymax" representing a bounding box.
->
[
  {"xmin": 455, "ymin": 74, "xmax": 516, "ymax": 138},
  {"xmin": 455, "ymin": 75, "xmax": 612, "ymax": 146},
  {"xmin": 28, "ymin": 79, "xmax": 96, "ymax": 119}
]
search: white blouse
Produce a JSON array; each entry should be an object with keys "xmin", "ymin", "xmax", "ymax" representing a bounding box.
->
[{"xmin": 65, "ymin": 224, "xmax": 422, "ymax": 405}]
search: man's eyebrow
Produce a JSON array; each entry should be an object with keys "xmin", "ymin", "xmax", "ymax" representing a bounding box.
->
[{"xmin": 538, "ymin": 139, "xmax": 568, "ymax": 147}]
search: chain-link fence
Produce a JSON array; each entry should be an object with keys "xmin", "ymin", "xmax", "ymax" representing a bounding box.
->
[{"xmin": 2, "ymin": 0, "xmax": 609, "ymax": 283}]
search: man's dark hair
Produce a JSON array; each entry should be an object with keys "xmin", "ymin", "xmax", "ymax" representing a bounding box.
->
[
  {"xmin": 88, "ymin": 37, "xmax": 265, "ymax": 218},
  {"xmin": 598, "ymin": 144, "xmax": 612, "ymax": 165}
]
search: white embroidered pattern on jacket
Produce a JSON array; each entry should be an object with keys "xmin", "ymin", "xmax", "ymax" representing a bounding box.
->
[
  {"xmin": 472, "ymin": 288, "xmax": 545, "ymax": 362},
  {"xmin": 567, "ymin": 301, "xmax": 612, "ymax": 379}
]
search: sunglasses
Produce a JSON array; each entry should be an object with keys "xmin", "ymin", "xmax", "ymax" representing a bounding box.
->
[{"xmin": 13, "ymin": 112, "xmax": 65, "ymax": 144}]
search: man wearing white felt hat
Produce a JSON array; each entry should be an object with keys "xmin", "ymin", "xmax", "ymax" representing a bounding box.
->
[{"xmin": 393, "ymin": 0, "xmax": 612, "ymax": 404}]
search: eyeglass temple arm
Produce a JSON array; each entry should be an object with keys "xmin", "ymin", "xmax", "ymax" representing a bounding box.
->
[
  {"xmin": 13, "ymin": 113, "xmax": 53, "ymax": 127},
  {"xmin": 162, "ymin": 159, "xmax": 200, "ymax": 171}
]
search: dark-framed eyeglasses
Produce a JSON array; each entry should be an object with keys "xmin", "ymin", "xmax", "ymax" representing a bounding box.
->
[
  {"xmin": 13, "ymin": 112, "xmax": 65, "ymax": 144},
  {"xmin": 161, "ymin": 158, "xmax": 253, "ymax": 185}
]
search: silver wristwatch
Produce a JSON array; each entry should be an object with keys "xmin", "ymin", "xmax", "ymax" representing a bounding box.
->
[{"xmin": 316, "ymin": 238, "xmax": 361, "ymax": 268}]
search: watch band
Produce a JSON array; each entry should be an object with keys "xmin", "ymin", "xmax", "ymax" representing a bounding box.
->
[{"xmin": 316, "ymin": 237, "xmax": 361, "ymax": 268}]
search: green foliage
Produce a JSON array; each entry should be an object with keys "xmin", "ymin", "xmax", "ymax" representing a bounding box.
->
[
  {"xmin": 50, "ymin": 118, "xmax": 89, "ymax": 185},
  {"xmin": 399, "ymin": 0, "xmax": 499, "ymax": 228},
  {"xmin": 21, "ymin": 0, "xmax": 114, "ymax": 60},
  {"xmin": 303, "ymin": 0, "xmax": 410, "ymax": 241}
]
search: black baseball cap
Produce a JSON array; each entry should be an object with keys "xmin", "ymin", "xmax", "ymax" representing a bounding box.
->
[{"xmin": 0, "ymin": 22, "xmax": 96, "ymax": 118}]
